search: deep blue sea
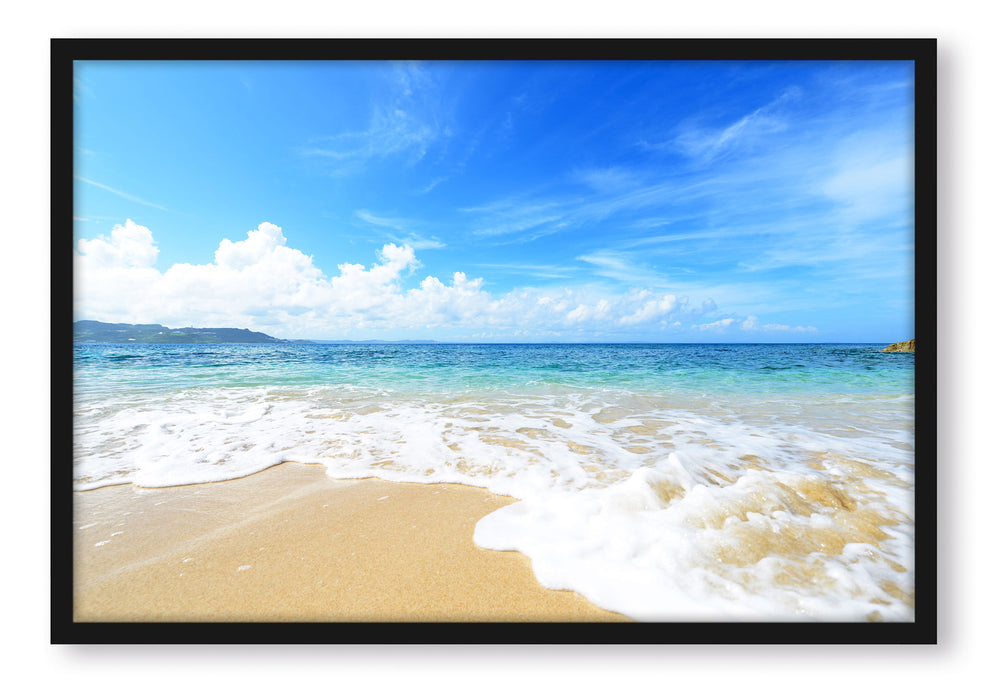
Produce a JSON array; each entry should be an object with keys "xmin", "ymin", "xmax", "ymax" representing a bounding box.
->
[{"xmin": 73, "ymin": 343, "xmax": 915, "ymax": 621}]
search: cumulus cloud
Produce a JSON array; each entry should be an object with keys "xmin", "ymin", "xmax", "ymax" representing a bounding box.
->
[
  {"xmin": 214, "ymin": 222, "xmax": 287, "ymax": 269},
  {"xmin": 565, "ymin": 300, "xmax": 609, "ymax": 325},
  {"xmin": 75, "ymin": 222, "xmax": 425, "ymax": 334},
  {"xmin": 329, "ymin": 243, "xmax": 419, "ymax": 316},
  {"xmin": 696, "ymin": 317, "xmax": 736, "ymax": 332},
  {"xmin": 692, "ymin": 314, "xmax": 818, "ymax": 334},
  {"xmin": 76, "ymin": 222, "xmax": 326, "ymax": 331},
  {"xmin": 404, "ymin": 272, "xmax": 492, "ymax": 327},
  {"xmin": 74, "ymin": 221, "xmax": 815, "ymax": 339},
  {"xmin": 76, "ymin": 219, "xmax": 159, "ymax": 268},
  {"xmin": 618, "ymin": 294, "xmax": 683, "ymax": 325}
]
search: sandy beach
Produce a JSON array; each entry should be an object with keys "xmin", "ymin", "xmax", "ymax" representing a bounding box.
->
[{"xmin": 72, "ymin": 462, "xmax": 630, "ymax": 622}]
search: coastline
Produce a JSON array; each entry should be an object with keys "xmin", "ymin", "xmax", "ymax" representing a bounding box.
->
[{"xmin": 73, "ymin": 461, "xmax": 630, "ymax": 622}]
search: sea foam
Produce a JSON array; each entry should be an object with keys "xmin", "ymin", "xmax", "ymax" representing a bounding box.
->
[{"xmin": 73, "ymin": 343, "xmax": 915, "ymax": 621}]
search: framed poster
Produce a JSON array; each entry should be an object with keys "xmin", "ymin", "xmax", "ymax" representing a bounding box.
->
[{"xmin": 53, "ymin": 38, "xmax": 935, "ymax": 644}]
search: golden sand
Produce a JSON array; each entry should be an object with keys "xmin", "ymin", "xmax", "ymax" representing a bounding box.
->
[{"xmin": 73, "ymin": 462, "xmax": 630, "ymax": 622}]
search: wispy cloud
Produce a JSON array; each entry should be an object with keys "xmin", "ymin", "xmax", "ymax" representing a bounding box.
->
[
  {"xmin": 635, "ymin": 86, "xmax": 804, "ymax": 160},
  {"xmin": 303, "ymin": 62, "xmax": 450, "ymax": 173},
  {"xmin": 459, "ymin": 174, "xmax": 706, "ymax": 245},
  {"xmin": 576, "ymin": 252, "xmax": 666, "ymax": 287},
  {"xmin": 460, "ymin": 82, "xmax": 910, "ymax": 302},
  {"xmin": 472, "ymin": 214, "xmax": 567, "ymax": 240},
  {"xmin": 303, "ymin": 109, "xmax": 438, "ymax": 167},
  {"xmin": 73, "ymin": 76, "xmax": 94, "ymax": 103},
  {"xmin": 475, "ymin": 262, "xmax": 580, "ymax": 280},
  {"xmin": 416, "ymin": 176, "xmax": 449, "ymax": 195},
  {"xmin": 672, "ymin": 86, "xmax": 802, "ymax": 162},
  {"xmin": 821, "ymin": 129, "xmax": 913, "ymax": 226},
  {"xmin": 571, "ymin": 166, "xmax": 641, "ymax": 193},
  {"xmin": 460, "ymin": 195, "xmax": 569, "ymax": 240},
  {"xmin": 354, "ymin": 210, "xmax": 405, "ymax": 229},
  {"xmin": 354, "ymin": 209, "xmax": 445, "ymax": 250},
  {"xmin": 74, "ymin": 176, "xmax": 168, "ymax": 211}
]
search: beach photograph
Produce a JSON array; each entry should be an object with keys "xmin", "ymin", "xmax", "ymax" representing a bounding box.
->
[{"xmin": 59, "ymin": 41, "xmax": 931, "ymax": 639}]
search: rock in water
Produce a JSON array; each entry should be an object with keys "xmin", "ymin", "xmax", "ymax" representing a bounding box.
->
[{"xmin": 881, "ymin": 339, "xmax": 915, "ymax": 353}]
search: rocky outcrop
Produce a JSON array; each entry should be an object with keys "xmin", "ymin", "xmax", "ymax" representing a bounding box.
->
[{"xmin": 881, "ymin": 339, "xmax": 915, "ymax": 353}]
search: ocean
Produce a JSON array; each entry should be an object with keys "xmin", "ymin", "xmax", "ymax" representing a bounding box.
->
[{"xmin": 72, "ymin": 342, "xmax": 915, "ymax": 622}]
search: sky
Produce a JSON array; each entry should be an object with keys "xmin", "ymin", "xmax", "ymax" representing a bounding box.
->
[{"xmin": 72, "ymin": 59, "xmax": 915, "ymax": 342}]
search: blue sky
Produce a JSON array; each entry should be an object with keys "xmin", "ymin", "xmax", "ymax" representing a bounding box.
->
[{"xmin": 73, "ymin": 59, "xmax": 915, "ymax": 342}]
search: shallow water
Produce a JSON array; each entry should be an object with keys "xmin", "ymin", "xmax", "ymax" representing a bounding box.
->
[{"xmin": 73, "ymin": 343, "xmax": 915, "ymax": 621}]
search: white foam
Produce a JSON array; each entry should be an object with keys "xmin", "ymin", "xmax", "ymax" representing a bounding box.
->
[
  {"xmin": 73, "ymin": 383, "xmax": 914, "ymax": 620},
  {"xmin": 475, "ymin": 457, "xmax": 914, "ymax": 621}
]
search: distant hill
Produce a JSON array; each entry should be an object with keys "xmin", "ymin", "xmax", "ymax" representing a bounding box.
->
[{"xmin": 73, "ymin": 320, "xmax": 301, "ymax": 344}]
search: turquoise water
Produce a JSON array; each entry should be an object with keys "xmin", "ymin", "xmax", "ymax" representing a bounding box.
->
[
  {"xmin": 73, "ymin": 343, "xmax": 915, "ymax": 621},
  {"xmin": 74, "ymin": 342, "xmax": 912, "ymax": 396}
]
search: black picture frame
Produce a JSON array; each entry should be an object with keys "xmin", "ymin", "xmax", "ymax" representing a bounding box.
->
[{"xmin": 52, "ymin": 37, "xmax": 936, "ymax": 645}]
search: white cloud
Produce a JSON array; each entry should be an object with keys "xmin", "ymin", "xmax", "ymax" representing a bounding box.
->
[
  {"xmin": 417, "ymin": 176, "xmax": 448, "ymax": 194},
  {"xmin": 674, "ymin": 86, "xmax": 802, "ymax": 162},
  {"xmin": 329, "ymin": 243, "xmax": 418, "ymax": 314},
  {"xmin": 75, "ymin": 176, "xmax": 168, "ymax": 211},
  {"xmin": 355, "ymin": 209, "xmax": 446, "ymax": 250},
  {"xmin": 692, "ymin": 314, "xmax": 818, "ymax": 335},
  {"xmin": 75, "ymin": 222, "xmax": 426, "ymax": 334},
  {"xmin": 564, "ymin": 299, "xmax": 615, "ymax": 325},
  {"xmin": 403, "ymin": 271, "xmax": 492, "ymax": 327},
  {"xmin": 214, "ymin": 222, "xmax": 287, "ymax": 269},
  {"xmin": 302, "ymin": 62, "xmax": 449, "ymax": 173},
  {"xmin": 577, "ymin": 252, "xmax": 664, "ymax": 287},
  {"xmin": 475, "ymin": 262, "xmax": 578, "ymax": 280},
  {"xmin": 74, "ymin": 221, "xmax": 819, "ymax": 340},
  {"xmin": 572, "ymin": 166, "xmax": 639, "ymax": 193},
  {"xmin": 696, "ymin": 317, "xmax": 736, "ymax": 331},
  {"xmin": 618, "ymin": 294, "xmax": 683, "ymax": 325},
  {"xmin": 822, "ymin": 130, "xmax": 913, "ymax": 225},
  {"xmin": 76, "ymin": 219, "xmax": 159, "ymax": 268}
]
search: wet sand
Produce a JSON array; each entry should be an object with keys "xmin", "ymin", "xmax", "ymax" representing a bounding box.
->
[{"xmin": 72, "ymin": 462, "xmax": 630, "ymax": 622}]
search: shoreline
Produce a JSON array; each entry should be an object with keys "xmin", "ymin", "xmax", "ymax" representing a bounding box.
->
[{"xmin": 73, "ymin": 462, "xmax": 630, "ymax": 622}]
